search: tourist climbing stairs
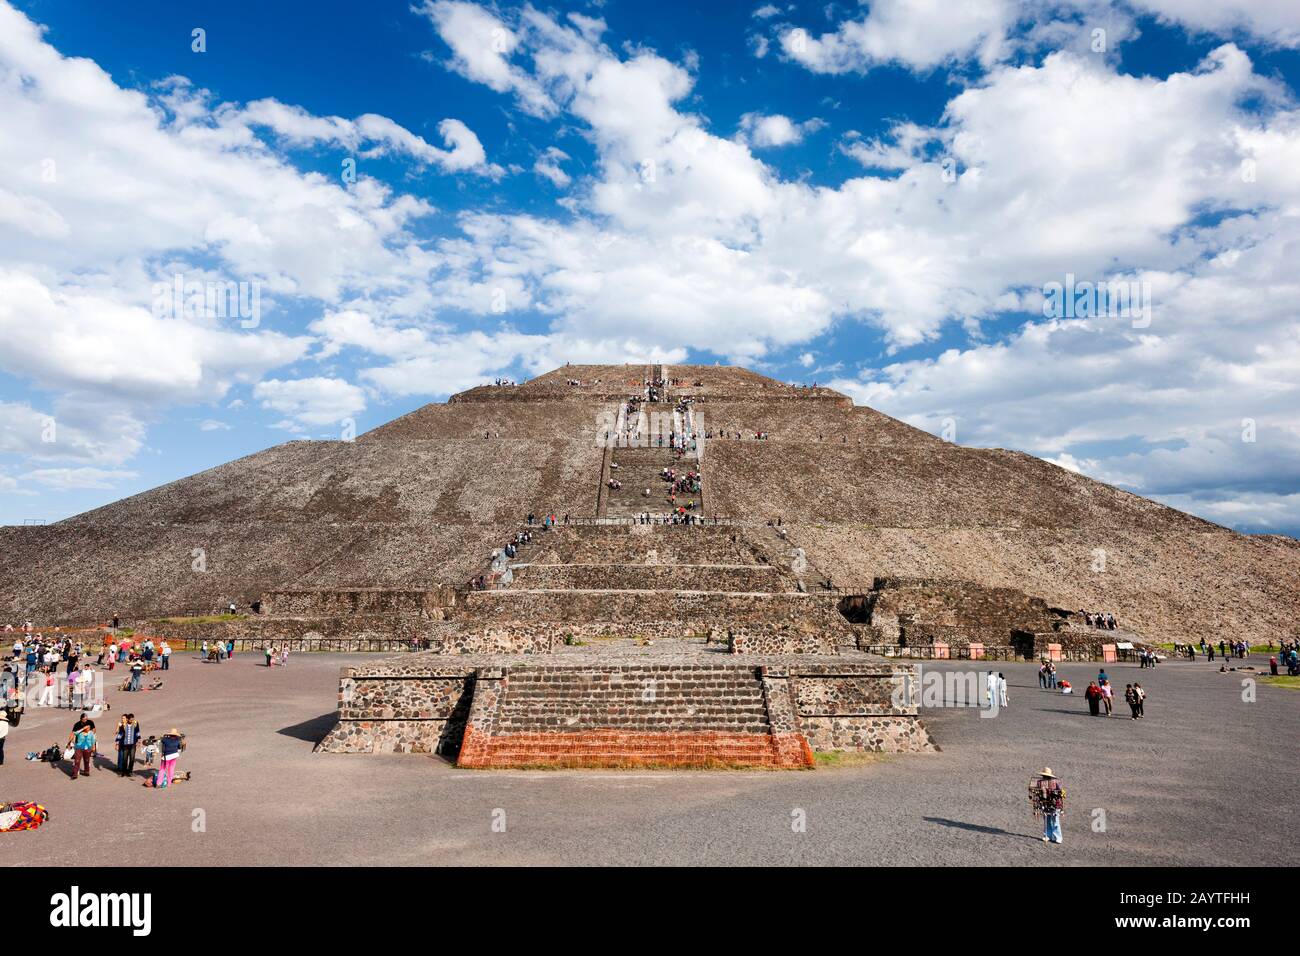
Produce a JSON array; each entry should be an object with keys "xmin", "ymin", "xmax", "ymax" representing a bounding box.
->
[{"xmin": 604, "ymin": 444, "xmax": 701, "ymax": 518}]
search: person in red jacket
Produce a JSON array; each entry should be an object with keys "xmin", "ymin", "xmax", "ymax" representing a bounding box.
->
[{"xmin": 1084, "ymin": 681, "xmax": 1102, "ymax": 716}]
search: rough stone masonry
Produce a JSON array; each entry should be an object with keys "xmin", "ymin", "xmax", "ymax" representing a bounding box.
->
[{"xmin": 7, "ymin": 363, "xmax": 1297, "ymax": 767}]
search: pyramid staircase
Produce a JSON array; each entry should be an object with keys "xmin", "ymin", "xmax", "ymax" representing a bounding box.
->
[{"xmin": 456, "ymin": 662, "xmax": 814, "ymax": 769}]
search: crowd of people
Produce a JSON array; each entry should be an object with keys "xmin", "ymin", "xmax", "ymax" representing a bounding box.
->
[
  {"xmin": 469, "ymin": 527, "xmax": 537, "ymax": 590},
  {"xmin": 1168, "ymin": 637, "xmax": 1263, "ymax": 662},
  {"xmin": 3, "ymin": 630, "xmax": 176, "ymax": 709},
  {"xmin": 1, "ymin": 623, "xmax": 194, "ymax": 786},
  {"xmin": 1078, "ymin": 609, "xmax": 1119, "ymax": 630},
  {"xmin": 52, "ymin": 709, "xmax": 188, "ymax": 787},
  {"xmin": 1076, "ymin": 668, "xmax": 1148, "ymax": 719}
]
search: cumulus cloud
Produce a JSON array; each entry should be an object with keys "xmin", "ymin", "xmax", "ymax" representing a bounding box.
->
[
  {"xmin": 773, "ymin": 1, "xmax": 1300, "ymax": 80},
  {"xmin": 1131, "ymin": 0, "xmax": 1300, "ymax": 48},
  {"xmin": 230, "ymin": 99, "xmax": 502, "ymax": 176},
  {"xmin": 533, "ymin": 146, "xmax": 572, "ymax": 187},
  {"xmin": 736, "ymin": 112, "xmax": 826, "ymax": 148},
  {"xmin": 778, "ymin": 0, "xmax": 1016, "ymax": 74},
  {"xmin": 253, "ymin": 377, "xmax": 367, "ymax": 427},
  {"xmin": 5, "ymin": 0, "xmax": 1300, "ymax": 536},
  {"xmin": 415, "ymin": 0, "xmax": 556, "ymax": 117},
  {"xmin": 20, "ymin": 467, "xmax": 139, "ymax": 491}
]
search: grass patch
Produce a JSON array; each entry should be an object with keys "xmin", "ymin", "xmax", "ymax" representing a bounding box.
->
[
  {"xmin": 1259, "ymin": 675, "xmax": 1300, "ymax": 690},
  {"xmin": 813, "ymin": 751, "xmax": 892, "ymax": 769},
  {"xmin": 154, "ymin": 614, "xmax": 247, "ymax": 625}
]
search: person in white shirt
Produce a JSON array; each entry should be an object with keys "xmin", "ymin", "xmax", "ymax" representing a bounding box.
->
[
  {"xmin": 77, "ymin": 664, "xmax": 96, "ymax": 708},
  {"xmin": 37, "ymin": 669, "xmax": 56, "ymax": 707}
]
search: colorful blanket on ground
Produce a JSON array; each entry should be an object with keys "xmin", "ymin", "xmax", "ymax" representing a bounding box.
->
[{"xmin": 0, "ymin": 801, "xmax": 50, "ymax": 831}]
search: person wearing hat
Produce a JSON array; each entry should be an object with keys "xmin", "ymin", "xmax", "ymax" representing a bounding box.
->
[
  {"xmin": 151, "ymin": 728, "xmax": 184, "ymax": 789},
  {"xmin": 1029, "ymin": 768, "xmax": 1065, "ymax": 844}
]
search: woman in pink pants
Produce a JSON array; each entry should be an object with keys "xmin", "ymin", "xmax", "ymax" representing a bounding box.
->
[{"xmin": 152, "ymin": 729, "xmax": 184, "ymax": 788}]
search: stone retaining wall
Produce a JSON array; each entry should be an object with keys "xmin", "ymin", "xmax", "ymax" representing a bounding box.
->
[
  {"xmin": 317, "ymin": 653, "xmax": 935, "ymax": 761},
  {"xmin": 262, "ymin": 588, "xmax": 454, "ymax": 617},
  {"xmin": 511, "ymin": 564, "xmax": 787, "ymax": 592},
  {"xmin": 459, "ymin": 589, "xmax": 847, "ymax": 627}
]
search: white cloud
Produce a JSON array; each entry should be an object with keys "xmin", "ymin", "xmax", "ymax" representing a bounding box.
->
[
  {"xmin": 779, "ymin": 0, "xmax": 1016, "ymax": 74},
  {"xmin": 737, "ymin": 112, "xmax": 825, "ymax": 148},
  {"xmin": 230, "ymin": 99, "xmax": 502, "ymax": 176},
  {"xmin": 775, "ymin": 0, "xmax": 1300, "ymax": 79},
  {"xmin": 20, "ymin": 467, "xmax": 138, "ymax": 490},
  {"xmin": 533, "ymin": 146, "xmax": 572, "ymax": 187},
  {"xmin": 253, "ymin": 377, "xmax": 367, "ymax": 427},
  {"xmin": 416, "ymin": 0, "xmax": 556, "ymax": 117},
  {"xmin": 0, "ymin": 270, "xmax": 310, "ymax": 406},
  {"xmin": 1131, "ymin": 0, "xmax": 1300, "ymax": 48},
  {"xmin": 5, "ymin": 0, "xmax": 1300, "ymax": 536},
  {"xmin": 0, "ymin": 400, "xmax": 142, "ymax": 464}
]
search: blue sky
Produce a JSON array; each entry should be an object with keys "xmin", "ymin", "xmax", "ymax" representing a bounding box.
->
[{"xmin": 1, "ymin": 0, "xmax": 1298, "ymax": 533}]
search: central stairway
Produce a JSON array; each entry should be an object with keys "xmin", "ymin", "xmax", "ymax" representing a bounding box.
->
[
  {"xmin": 605, "ymin": 444, "xmax": 701, "ymax": 518},
  {"xmin": 457, "ymin": 662, "xmax": 814, "ymax": 769}
]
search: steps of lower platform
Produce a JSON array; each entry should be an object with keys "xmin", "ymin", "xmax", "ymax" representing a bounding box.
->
[
  {"xmin": 457, "ymin": 662, "xmax": 814, "ymax": 768},
  {"xmin": 459, "ymin": 729, "xmax": 812, "ymax": 769}
]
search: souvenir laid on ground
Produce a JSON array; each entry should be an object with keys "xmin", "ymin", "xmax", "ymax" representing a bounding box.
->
[{"xmin": 0, "ymin": 802, "xmax": 50, "ymax": 832}]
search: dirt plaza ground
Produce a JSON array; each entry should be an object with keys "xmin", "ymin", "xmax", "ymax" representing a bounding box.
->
[{"xmin": 3, "ymin": 649, "xmax": 1296, "ymax": 866}]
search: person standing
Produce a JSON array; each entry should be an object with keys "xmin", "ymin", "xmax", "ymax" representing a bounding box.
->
[
  {"xmin": 0, "ymin": 703, "xmax": 8, "ymax": 766},
  {"xmin": 280, "ymin": 645, "xmax": 289, "ymax": 668},
  {"xmin": 77, "ymin": 662, "xmax": 95, "ymax": 710},
  {"xmin": 1084, "ymin": 680, "xmax": 1102, "ymax": 716},
  {"xmin": 1100, "ymin": 679, "xmax": 1114, "ymax": 716},
  {"xmin": 128, "ymin": 658, "xmax": 144, "ymax": 692},
  {"xmin": 1133, "ymin": 683, "xmax": 1146, "ymax": 719},
  {"xmin": 66, "ymin": 664, "xmax": 80, "ymax": 710},
  {"xmin": 264, "ymin": 645, "xmax": 274, "ymax": 668},
  {"xmin": 160, "ymin": 641, "xmax": 171, "ymax": 670},
  {"xmin": 37, "ymin": 668, "xmax": 56, "ymax": 707},
  {"xmin": 998, "ymin": 672, "xmax": 1009, "ymax": 708},
  {"xmin": 1029, "ymin": 768, "xmax": 1065, "ymax": 845},
  {"xmin": 1124, "ymin": 683, "xmax": 1139, "ymax": 719},
  {"xmin": 115, "ymin": 714, "xmax": 141, "ymax": 777},
  {"xmin": 69, "ymin": 722, "xmax": 96, "ymax": 779},
  {"xmin": 151, "ymin": 728, "xmax": 184, "ymax": 788}
]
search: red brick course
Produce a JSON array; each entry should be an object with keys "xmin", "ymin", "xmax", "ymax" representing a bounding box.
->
[{"xmin": 457, "ymin": 725, "xmax": 814, "ymax": 769}]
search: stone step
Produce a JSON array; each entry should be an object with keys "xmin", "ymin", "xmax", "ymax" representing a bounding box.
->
[
  {"xmin": 467, "ymin": 731, "xmax": 810, "ymax": 769},
  {"xmin": 499, "ymin": 702, "xmax": 767, "ymax": 712},
  {"xmin": 497, "ymin": 716, "xmax": 769, "ymax": 727},
  {"xmin": 505, "ymin": 689, "xmax": 763, "ymax": 699},
  {"xmin": 488, "ymin": 723, "xmax": 769, "ymax": 733}
]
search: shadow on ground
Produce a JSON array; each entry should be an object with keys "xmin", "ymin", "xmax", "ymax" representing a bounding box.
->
[
  {"xmin": 278, "ymin": 712, "xmax": 337, "ymax": 744},
  {"xmin": 923, "ymin": 816, "xmax": 1035, "ymax": 842}
]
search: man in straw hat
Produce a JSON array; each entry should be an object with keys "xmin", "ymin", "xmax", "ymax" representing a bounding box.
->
[{"xmin": 1029, "ymin": 767, "xmax": 1065, "ymax": 844}]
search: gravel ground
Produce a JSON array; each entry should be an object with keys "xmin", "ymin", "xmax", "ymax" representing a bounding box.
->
[{"xmin": 2, "ymin": 651, "xmax": 1295, "ymax": 866}]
